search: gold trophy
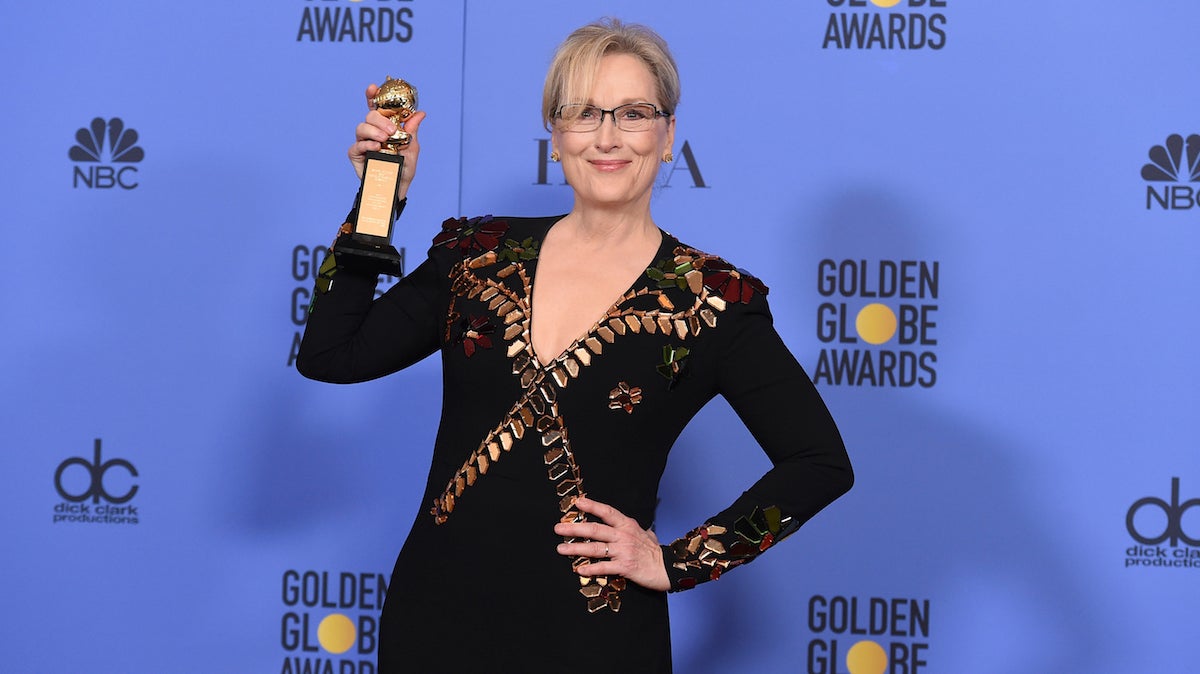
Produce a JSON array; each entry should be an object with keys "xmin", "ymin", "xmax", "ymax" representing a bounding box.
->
[{"xmin": 338, "ymin": 76, "xmax": 418, "ymax": 275}]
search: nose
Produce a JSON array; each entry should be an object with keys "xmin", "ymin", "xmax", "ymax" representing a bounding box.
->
[{"xmin": 594, "ymin": 112, "xmax": 621, "ymax": 150}]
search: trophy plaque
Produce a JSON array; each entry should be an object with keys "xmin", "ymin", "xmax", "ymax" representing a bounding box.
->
[{"xmin": 336, "ymin": 76, "xmax": 418, "ymax": 276}]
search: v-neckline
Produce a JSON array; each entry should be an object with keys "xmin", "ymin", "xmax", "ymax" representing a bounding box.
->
[{"xmin": 526, "ymin": 218, "xmax": 671, "ymax": 369}]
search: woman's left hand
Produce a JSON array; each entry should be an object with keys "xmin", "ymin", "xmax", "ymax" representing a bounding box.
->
[{"xmin": 553, "ymin": 496, "xmax": 671, "ymax": 592}]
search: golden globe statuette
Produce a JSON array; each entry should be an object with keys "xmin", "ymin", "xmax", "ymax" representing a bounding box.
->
[{"xmin": 337, "ymin": 76, "xmax": 418, "ymax": 275}]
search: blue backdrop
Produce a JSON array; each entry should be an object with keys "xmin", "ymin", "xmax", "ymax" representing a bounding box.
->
[{"xmin": 3, "ymin": 2, "xmax": 1198, "ymax": 673}]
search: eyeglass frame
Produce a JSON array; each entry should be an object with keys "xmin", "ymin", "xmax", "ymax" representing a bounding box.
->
[{"xmin": 552, "ymin": 102, "xmax": 672, "ymax": 132}]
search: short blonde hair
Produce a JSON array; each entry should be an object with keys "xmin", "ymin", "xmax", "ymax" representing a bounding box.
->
[{"xmin": 541, "ymin": 18, "xmax": 680, "ymax": 131}]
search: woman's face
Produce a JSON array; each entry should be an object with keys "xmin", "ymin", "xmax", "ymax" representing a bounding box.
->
[{"xmin": 552, "ymin": 53, "xmax": 675, "ymax": 214}]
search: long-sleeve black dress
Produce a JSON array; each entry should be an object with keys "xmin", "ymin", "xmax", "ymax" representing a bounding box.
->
[{"xmin": 297, "ymin": 212, "xmax": 853, "ymax": 674}]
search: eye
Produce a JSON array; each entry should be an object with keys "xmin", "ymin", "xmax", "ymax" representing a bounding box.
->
[
  {"xmin": 578, "ymin": 106, "xmax": 600, "ymax": 119},
  {"xmin": 621, "ymin": 105, "xmax": 653, "ymax": 120}
]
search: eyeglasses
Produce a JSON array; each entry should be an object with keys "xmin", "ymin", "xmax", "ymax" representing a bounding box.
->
[{"xmin": 553, "ymin": 103, "xmax": 670, "ymax": 132}]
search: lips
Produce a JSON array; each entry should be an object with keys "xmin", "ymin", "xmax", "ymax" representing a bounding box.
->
[{"xmin": 589, "ymin": 159, "xmax": 632, "ymax": 171}]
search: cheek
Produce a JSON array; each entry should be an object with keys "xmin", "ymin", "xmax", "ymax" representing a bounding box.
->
[
  {"xmin": 637, "ymin": 135, "xmax": 668, "ymax": 165},
  {"xmin": 643, "ymin": 129, "xmax": 670, "ymax": 157},
  {"xmin": 556, "ymin": 139, "xmax": 591, "ymax": 166}
]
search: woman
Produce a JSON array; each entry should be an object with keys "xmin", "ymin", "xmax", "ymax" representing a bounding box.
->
[{"xmin": 298, "ymin": 18, "xmax": 852, "ymax": 673}]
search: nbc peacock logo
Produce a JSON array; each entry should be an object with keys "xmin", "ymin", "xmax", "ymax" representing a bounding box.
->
[
  {"xmin": 1142, "ymin": 134, "xmax": 1200, "ymax": 210},
  {"xmin": 69, "ymin": 117, "xmax": 144, "ymax": 190}
]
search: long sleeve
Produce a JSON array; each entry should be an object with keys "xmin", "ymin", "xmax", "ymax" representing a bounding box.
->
[
  {"xmin": 295, "ymin": 232, "xmax": 447, "ymax": 384},
  {"xmin": 662, "ymin": 293, "xmax": 853, "ymax": 591}
]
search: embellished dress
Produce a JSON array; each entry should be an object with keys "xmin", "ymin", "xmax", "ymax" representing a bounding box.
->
[{"xmin": 297, "ymin": 213, "xmax": 853, "ymax": 674}]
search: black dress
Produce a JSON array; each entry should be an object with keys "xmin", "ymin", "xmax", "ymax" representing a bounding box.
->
[{"xmin": 297, "ymin": 213, "xmax": 852, "ymax": 673}]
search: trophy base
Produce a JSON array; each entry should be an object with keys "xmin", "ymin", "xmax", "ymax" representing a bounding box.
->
[
  {"xmin": 339, "ymin": 149, "xmax": 405, "ymax": 277},
  {"xmin": 334, "ymin": 237, "xmax": 403, "ymax": 277},
  {"xmin": 354, "ymin": 151, "xmax": 404, "ymax": 240}
]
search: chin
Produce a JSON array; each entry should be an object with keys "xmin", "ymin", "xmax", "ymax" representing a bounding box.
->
[{"xmin": 574, "ymin": 180, "xmax": 654, "ymax": 209}]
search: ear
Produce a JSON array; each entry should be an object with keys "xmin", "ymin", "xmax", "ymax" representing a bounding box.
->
[{"xmin": 665, "ymin": 116, "xmax": 676, "ymax": 156}]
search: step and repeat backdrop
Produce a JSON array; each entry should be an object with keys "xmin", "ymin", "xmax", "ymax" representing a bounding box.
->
[{"xmin": 2, "ymin": 1, "xmax": 1197, "ymax": 672}]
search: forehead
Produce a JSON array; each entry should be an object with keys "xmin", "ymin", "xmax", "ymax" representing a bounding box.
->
[{"xmin": 586, "ymin": 53, "xmax": 658, "ymax": 104}]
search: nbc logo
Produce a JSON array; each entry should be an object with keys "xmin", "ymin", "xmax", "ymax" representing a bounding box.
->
[
  {"xmin": 70, "ymin": 117, "xmax": 144, "ymax": 190},
  {"xmin": 1142, "ymin": 134, "xmax": 1199, "ymax": 210}
]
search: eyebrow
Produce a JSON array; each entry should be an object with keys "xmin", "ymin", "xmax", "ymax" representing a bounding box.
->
[{"xmin": 582, "ymin": 98, "xmax": 657, "ymax": 107}]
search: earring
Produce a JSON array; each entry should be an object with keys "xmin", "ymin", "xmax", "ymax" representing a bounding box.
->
[
  {"xmin": 550, "ymin": 151, "xmax": 560, "ymax": 162},
  {"xmin": 662, "ymin": 151, "xmax": 674, "ymax": 163}
]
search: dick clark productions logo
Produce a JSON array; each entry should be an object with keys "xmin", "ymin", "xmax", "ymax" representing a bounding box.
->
[
  {"xmin": 1125, "ymin": 477, "xmax": 1199, "ymax": 569},
  {"xmin": 52, "ymin": 439, "xmax": 140, "ymax": 525}
]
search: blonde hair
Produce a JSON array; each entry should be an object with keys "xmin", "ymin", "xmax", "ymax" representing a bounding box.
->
[{"xmin": 541, "ymin": 18, "xmax": 680, "ymax": 131}]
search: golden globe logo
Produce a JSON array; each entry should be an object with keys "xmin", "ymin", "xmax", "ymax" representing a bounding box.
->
[
  {"xmin": 823, "ymin": 0, "xmax": 948, "ymax": 50},
  {"xmin": 280, "ymin": 570, "xmax": 387, "ymax": 674},
  {"xmin": 807, "ymin": 595, "xmax": 931, "ymax": 674},
  {"xmin": 296, "ymin": 0, "xmax": 414, "ymax": 43},
  {"xmin": 812, "ymin": 259, "xmax": 939, "ymax": 388}
]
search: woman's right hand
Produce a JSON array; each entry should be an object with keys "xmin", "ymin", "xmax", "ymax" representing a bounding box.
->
[{"xmin": 349, "ymin": 82, "xmax": 427, "ymax": 203}]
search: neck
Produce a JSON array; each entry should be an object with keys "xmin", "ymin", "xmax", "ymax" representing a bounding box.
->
[{"xmin": 562, "ymin": 199, "xmax": 658, "ymax": 249}]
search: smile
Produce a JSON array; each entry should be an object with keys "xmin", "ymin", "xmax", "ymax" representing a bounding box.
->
[{"xmin": 588, "ymin": 160, "xmax": 632, "ymax": 172}]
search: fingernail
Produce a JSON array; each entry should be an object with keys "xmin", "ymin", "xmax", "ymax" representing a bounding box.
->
[{"xmin": 556, "ymin": 544, "xmax": 566, "ymax": 553}]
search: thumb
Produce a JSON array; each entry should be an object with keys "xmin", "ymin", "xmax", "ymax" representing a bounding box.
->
[{"xmin": 402, "ymin": 110, "xmax": 427, "ymax": 135}]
